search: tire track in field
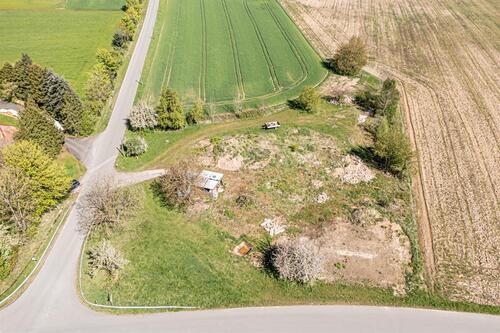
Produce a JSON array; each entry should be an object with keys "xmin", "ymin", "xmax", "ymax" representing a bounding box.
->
[
  {"xmin": 160, "ymin": 0, "xmax": 182, "ymax": 89},
  {"xmin": 243, "ymin": 0, "xmax": 281, "ymax": 91},
  {"xmin": 264, "ymin": 0, "xmax": 308, "ymax": 85},
  {"xmin": 199, "ymin": 0, "xmax": 208, "ymax": 100},
  {"xmin": 221, "ymin": 0, "xmax": 245, "ymax": 100}
]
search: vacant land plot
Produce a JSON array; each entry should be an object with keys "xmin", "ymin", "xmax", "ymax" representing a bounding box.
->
[
  {"xmin": 281, "ymin": 0, "xmax": 500, "ymax": 305},
  {"xmin": 138, "ymin": 0, "xmax": 327, "ymax": 109},
  {"xmin": 0, "ymin": 1, "xmax": 122, "ymax": 93}
]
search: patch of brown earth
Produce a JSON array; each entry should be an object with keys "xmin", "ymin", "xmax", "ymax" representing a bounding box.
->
[
  {"xmin": 311, "ymin": 219, "xmax": 411, "ymax": 294},
  {"xmin": 0, "ymin": 125, "xmax": 17, "ymax": 147}
]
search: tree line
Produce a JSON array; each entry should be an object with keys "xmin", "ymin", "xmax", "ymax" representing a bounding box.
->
[{"xmin": 0, "ymin": 0, "xmax": 146, "ymax": 281}]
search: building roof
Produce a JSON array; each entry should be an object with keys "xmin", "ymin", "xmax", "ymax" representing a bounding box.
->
[{"xmin": 197, "ymin": 170, "xmax": 224, "ymax": 190}]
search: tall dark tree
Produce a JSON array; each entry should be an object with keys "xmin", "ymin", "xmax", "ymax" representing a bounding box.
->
[
  {"xmin": 156, "ymin": 87, "xmax": 185, "ymax": 130},
  {"xmin": 0, "ymin": 62, "xmax": 14, "ymax": 84},
  {"xmin": 27, "ymin": 64, "xmax": 47, "ymax": 105},
  {"xmin": 41, "ymin": 70, "xmax": 71, "ymax": 119},
  {"xmin": 12, "ymin": 54, "xmax": 33, "ymax": 100},
  {"xmin": 376, "ymin": 79, "xmax": 400, "ymax": 123},
  {"xmin": 15, "ymin": 101, "xmax": 64, "ymax": 157}
]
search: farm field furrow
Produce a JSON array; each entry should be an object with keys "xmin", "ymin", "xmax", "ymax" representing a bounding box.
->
[
  {"xmin": 281, "ymin": 0, "xmax": 500, "ymax": 306},
  {"xmin": 0, "ymin": 1, "xmax": 123, "ymax": 93},
  {"xmin": 138, "ymin": 0, "xmax": 327, "ymax": 109}
]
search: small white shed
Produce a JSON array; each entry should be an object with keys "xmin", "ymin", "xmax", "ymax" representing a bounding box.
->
[{"xmin": 197, "ymin": 170, "xmax": 224, "ymax": 198}]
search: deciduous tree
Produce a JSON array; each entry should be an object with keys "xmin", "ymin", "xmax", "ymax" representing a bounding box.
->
[
  {"xmin": 295, "ymin": 86, "xmax": 321, "ymax": 113},
  {"xmin": 84, "ymin": 63, "xmax": 113, "ymax": 116},
  {"xmin": 2, "ymin": 141, "xmax": 71, "ymax": 215},
  {"xmin": 330, "ymin": 36, "xmax": 367, "ymax": 76}
]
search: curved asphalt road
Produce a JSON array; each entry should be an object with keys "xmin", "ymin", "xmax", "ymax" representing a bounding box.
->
[{"xmin": 0, "ymin": 0, "xmax": 498, "ymax": 332}]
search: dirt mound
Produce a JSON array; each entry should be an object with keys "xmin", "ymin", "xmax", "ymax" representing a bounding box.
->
[
  {"xmin": 313, "ymin": 219, "xmax": 411, "ymax": 294},
  {"xmin": 332, "ymin": 155, "xmax": 375, "ymax": 184}
]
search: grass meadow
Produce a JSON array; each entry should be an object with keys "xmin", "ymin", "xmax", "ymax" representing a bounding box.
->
[
  {"xmin": 0, "ymin": 1, "xmax": 123, "ymax": 93},
  {"xmin": 137, "ymin": 0, "xmax": 327, "ymax": 110}
]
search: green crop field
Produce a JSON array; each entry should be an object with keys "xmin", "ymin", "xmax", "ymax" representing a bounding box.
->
[
  {"xmin": 0, "ymin": 1, "xmax": 123, "ymax": 93},
  {"xmin": 66, "ymin": 0, "xmax": 125, "ymax": 10},
  {"xmin": 138, "ymin": 0, "xmax": 327, "ymax": 109}
]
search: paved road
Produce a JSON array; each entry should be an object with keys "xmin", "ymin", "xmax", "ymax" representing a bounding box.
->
[{"xmin": 0, "ymin": 0, "xmax": 498, "ymax": 332}]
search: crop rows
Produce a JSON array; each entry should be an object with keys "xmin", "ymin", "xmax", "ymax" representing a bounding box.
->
[{"xmin": 138, "ymin": 0, "xmax": 327, "ymax": 108}]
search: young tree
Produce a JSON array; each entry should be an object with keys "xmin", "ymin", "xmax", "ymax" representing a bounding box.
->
[
  {"xmin": 157, "ymin": 160, "xmax": 196, "ymax": 208},
  {"xmin": 0, "ymin": 167, "xmax": 37, "ymax": 233},
  {"xmin": 186, "ymin": 99, "xmax": 204, "ymax": 125},
  {"xmin": 78, "ymin": 179, "xmax": 139, "ymax": 235},
  {"xmin": 88, "ymin": 239, "xmax": 128, "ymax": 279},
  {"xmin": 295, "ymin": 86, "xmax": 321, "ymax": 113},
  {"xmin": 15, "ymin": 102, "xmax": 64, "ymax": 157},
  {"xmin": 373, "ymin": 119, "xmax": 413, "ymax": 176},
  {"xmin": 2, "ymin": 141, "xmax": 71, "ymax": 215},
  {"xmin": 84, "ymin": 63, "xmax": 113, "ymax": 116},
  {"xmin": 330, "ymin": 36, "xmax": 367, "ymax": 76},
  {"xmin": 96, "ymin": 48, "xmax": 121, "ymax": 80},
  {"xmin": 376, "ymin": 79, "xmax": 400, "ymax": 123},
  {"xmin": 128, "ymin": 100, "xmax": 157, "ymax": 130},
  {"xmin": 156, "ymin": 86, "xmax": 185, "ymax": 130}
]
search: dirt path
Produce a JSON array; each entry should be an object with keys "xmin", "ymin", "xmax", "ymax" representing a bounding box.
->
[{"xmin": 280, "ymin": 0, "xmax": 500, "ymax": 306}]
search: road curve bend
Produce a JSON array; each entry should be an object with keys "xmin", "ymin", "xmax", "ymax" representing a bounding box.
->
[{"xmin": 0, "ymin": 0, "xmax": 498, "ymax": 332}]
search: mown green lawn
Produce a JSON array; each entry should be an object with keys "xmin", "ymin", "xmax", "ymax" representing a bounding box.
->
[
  {"xmin": 66, "ymin": 0, "xmax": 124, "ymax": 10},
  {"xmin": 0, "ymin": 1, "xmax": 122, "ymax": 93},
  {"xmin": 81, "ymin": 182, "xmax": 499, "ymax": 314},
  {"xmin": 137, "ymin": 0, "xmax": 327, "ymax": 109},
  {"xmin": 0, "ymin": 114, "xmax": 17, "ymax": 127}
]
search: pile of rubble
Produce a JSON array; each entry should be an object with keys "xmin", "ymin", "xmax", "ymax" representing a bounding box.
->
[{"xmin": 332, "ymin": 155, "xmax": 375, "ymax": 184}]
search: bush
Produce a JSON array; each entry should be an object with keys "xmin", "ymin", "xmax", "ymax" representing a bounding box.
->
[
  {"xmin": 295, "ymin": 86, "xmax": 321, "ymax": 113},
  {"xmin": 271, "ymin": 239, "xmax": 324, "ymax": 284},
  {"xmin": 128, "ymin": 101, "xmax": 157, "ymax": 130},
  {"xmin": 78, "ymin": 179, "xmax": 139, "ymax": 235},
  {"xmin": 88, "ymin": 239, "xmax": 128, "ymax": 279},
  {"xmin": 330, "ymin": 36, "xmax": 367, "ymax": 76},
  {"xmin": 121, "ymin": 136, "xmax": 148, "ymax": 157},
  {"xmin": 0, "ymin": 224, "xmax": 20, "ymax": 280},
  {"xmin": 112, "ymin": 28, "xmax": 132, "ymax": 49},
  {"xmin": 186, "ymin": 99, "xmax": 204, "ymax": 125},
  {"xmin": 157, "ymin": 161, "xmax": 196, "ymax": 208}
]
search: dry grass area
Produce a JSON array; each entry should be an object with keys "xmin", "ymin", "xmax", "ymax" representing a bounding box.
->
[
  {"xmin": 185, "ymin": 126, "xmax": 412, "ymax": 293},
  {"xmin": 280, "ymin": 0, "xmax": 499, "ymax": 305}
]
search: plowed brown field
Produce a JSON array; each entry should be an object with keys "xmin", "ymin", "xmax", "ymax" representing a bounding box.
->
[{"xmin": 280, "ymin": 0, "xmax": 500, "ymax": 305}]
